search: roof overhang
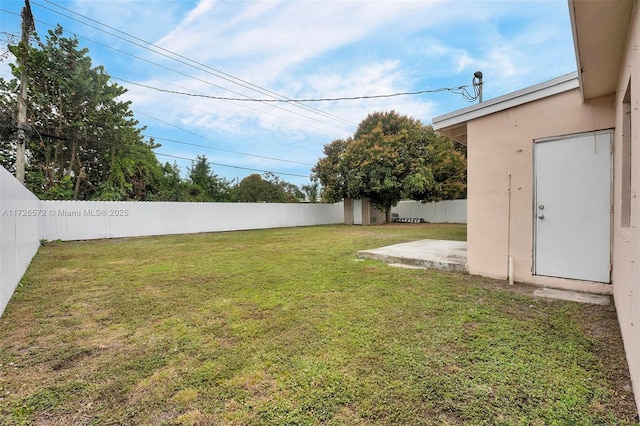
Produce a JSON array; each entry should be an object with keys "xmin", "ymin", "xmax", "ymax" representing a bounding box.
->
[
  {"xmin": 432, "ymin": 73, "xmax": 579, "ymax": 145},
  {"xmin": 570, "ymin": 0, "xmax": 634, "ymax": 100},
  {"xmin": 433, "ymin": 0, "xmax": 634, "ymax": 144}
]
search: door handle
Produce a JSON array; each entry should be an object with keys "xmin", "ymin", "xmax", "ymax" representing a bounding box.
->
[{"xmin": 538, "ymin": 214, "xmax": 544, "ymax": 219}]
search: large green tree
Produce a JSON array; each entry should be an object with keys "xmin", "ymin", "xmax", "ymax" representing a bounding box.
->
[
  {"xmin": 232, "ymin": 173, "xmax": 302, "ymax": 203},
  {"xmin": 0, "ymin": 25, "xmax": 164, "ymax": 200},
  {"xmin": 312, "ymin": 111, "xmax": 466, "ymax": 222}
]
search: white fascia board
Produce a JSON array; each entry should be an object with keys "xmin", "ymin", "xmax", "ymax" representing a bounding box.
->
[
  {"xmin": 432, "ymin": 72, "xmax": 580, "ymax": 130},
  {"xmin": 568, "ymin": 0, "xmax": 585, "ymax": 99}
]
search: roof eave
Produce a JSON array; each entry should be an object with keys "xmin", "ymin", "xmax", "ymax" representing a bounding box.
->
[
  {"xmin": 569, "ymin": 0, "xmax": 634, "ymax": 100},
  {"xmin": 432, "ymin": 73, "xmax": 579, "ymax": 144}
]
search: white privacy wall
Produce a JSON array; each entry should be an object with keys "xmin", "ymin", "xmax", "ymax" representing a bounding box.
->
[
  {"xmin": 40, "ymin": 200, "xmax": 345, "ymax": 241},
  {"xmin": 392, "ymin": 200, "xmax": 467, "ymax": 224},
  {"xmin": 0, "ymin": 167, "xmax": 41, "ymax": 316}
]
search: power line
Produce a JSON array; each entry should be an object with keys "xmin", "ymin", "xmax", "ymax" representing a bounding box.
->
[
  {"xmin": 135, "ymin": 110, "xmax": 325, "ymax": 163},
  {"xmin": 1, "ymin": 6, "xmax": 481, "ymax": 106},
  {"xmin": 33, "ymin": 1, "xmax": 481, "ymax": 106},
  {"xmin": 73, "ymin": 33, "xmax": 353, "ymax": 133},
  {"xmin": 155, "ymin": 152, "xmax": 311, "ymax": 179},
  {"xmin": 0, "ymin": 7, "xmax": 351, "ymax": 132},
  {"xmin": 125, "ymin": 77, "xmax": 352, "ymax": 134},
  {"xmin": 0, "ymin": 9, "xmax": 355, "ymax": 134},
  {"xmin": 115, "ymin": 77, "xmax": 474, "ymax": 103},
  {"xmin": 146, "ymin": 135, "xmax": 314, "ymax": 166},
  {"xmin": 0, "ymin": 4, "xmax": 479, "ymax": 174},
  {"xmin": 32, "ymin": 0, "xmax": 355, "ymax": 127},
  {"xmin": 1, "ymin": 5, "xmax": 480, "ymax": 112}
]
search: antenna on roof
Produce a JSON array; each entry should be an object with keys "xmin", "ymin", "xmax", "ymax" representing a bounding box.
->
[{"xmin": 473, "ymin": 71, "xmax": 483, "ymax": 103}]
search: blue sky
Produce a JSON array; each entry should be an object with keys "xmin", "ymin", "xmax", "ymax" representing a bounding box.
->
[{"xmin": 0, "ymin": 0, "xmax": 577, "ymax": 186}]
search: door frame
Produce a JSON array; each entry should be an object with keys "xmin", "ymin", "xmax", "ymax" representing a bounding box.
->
[{"xmin": 532, "ymin": 129, "xmax": 613, "ymax": 282}]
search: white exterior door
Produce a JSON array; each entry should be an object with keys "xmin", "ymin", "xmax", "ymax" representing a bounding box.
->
[
  {"xmin": 533, "ymin": 131, "xmax": 612, "ymax": 283},
  {"xmin": 353, "ymin": 199, "xmax": 363, "ymax": 225}
]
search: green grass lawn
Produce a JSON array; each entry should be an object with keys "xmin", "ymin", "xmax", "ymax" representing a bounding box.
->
[{"xmin": 0, "ymin": 224, "xmax": 637, "ymax": 425}]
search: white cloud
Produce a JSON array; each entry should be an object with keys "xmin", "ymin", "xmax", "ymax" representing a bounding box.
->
[
  {"xmin": 69, "ymin": 0, "xmax": 190, "ymax": 44},
  {"xmin": 151, "ymin": 1, "xmax": 446, "ymax": 84}
]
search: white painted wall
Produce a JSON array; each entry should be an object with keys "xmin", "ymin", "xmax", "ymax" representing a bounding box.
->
[
  {"xmin": 0, "ymin": 167, "xmax": 41, "ymax": 315},
  {"xmin": 39, "ymin": 201, "xmax": 344, "ymax": 241},
  {"xmin": 392, "ymin": 199, "xmax": 467, "ymax": 224}
]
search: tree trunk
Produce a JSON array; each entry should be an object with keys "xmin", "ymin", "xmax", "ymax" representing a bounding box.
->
[
  {"xmin": 73, "ymin": 163, "xmax": 84, "ymax": 200},
  {"xmin": 67, "ymin": 139, "xmax": 77, "ymax": 178},
  {"xmin": 49, "ymin": 141, "xmax": 60, "ymax": 189}
]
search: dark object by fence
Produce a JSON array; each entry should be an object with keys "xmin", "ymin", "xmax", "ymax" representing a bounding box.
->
[{"xmin": 392, "ymin": 217, "xmax": 425, "ymax": 223}]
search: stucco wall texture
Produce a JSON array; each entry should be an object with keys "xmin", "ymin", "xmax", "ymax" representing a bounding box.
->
[
  {"xmin": 612, "ymin": 3, "xmax": 640, "ymax": 413},
  {"xmin": 466, "ymin": 89, "xmax": 615, "ymax": 293}
]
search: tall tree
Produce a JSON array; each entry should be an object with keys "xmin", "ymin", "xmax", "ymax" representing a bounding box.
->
[
  {"xmin": 312, "ymin": 137, "xmax": 352, "ymax": 203},
  {"xmin": 407, "ymin": 132, "xmax": 467, "ymax": 202},
  {"xmin": 147, "ymin": 161, "xmax": 192, "ymax": 201},
  {"xmin": 0, "ymin": 25, "xmax": 164, "ymax": 200},
  {"xmin": 266, "ymin": 172, "xmax": 303, "ymax": 203},
  {"xmin": 301, "ymin": 182, "xmax": 320, "ymax": 202},
  {"xmin": 312, "ymin": 111, "xmax": 466, "ymax": 222},
  {"xmin": 186, "ymin": 155, "xmax": 232, "ymax": 201}
]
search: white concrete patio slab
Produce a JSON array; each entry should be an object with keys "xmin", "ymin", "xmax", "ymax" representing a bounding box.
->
[
  {"xmin": 533, "ymin": 288, "xmax": 611, "ymax": 305},
  {"xmin": 357, "ymin": 239, "xmax": 467, "ymax": 273}
]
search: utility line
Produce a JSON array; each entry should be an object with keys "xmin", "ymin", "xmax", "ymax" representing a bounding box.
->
[
  {"xmin": 1, "ymin": 8, "xmax": 351, "ymax": 131},
  {"xmin": 155, "ymin": 152, "xmax": 311, "ymax": 179},
  {"xmin": 88, "ymin": 39, "xmax": 351, "ymax": 132},
  {"xmin": 0, "ymin": 5, "xmax": 478, "ymax": 175},
  {"xmin": 136, "ymin": 110, "xmax": 324, "ymax": 164},
  {"xmin": 2, "ymin": 6, "xmax": 479, "ymax": 109},
  {"xmin": 116, "ymin": 77, "xmax": 473, "ymax": 103},
  {"xmin": 33, "ymin": 0, "xmax": 355, "ymax": 126},
  {"xmin": 2, "ymin": 7, "xmax": 481, "ymax": 106},
  {"xmin": 0, "ymin": 9, "xmax": 353, "ymax": 133},
  {"xmin": 146, "ymin": 135, "xmax": 314, "ymax": 166},
  {"xmin": 122, "ymin": 75, "xmax": 351, "ymax": 134}
]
